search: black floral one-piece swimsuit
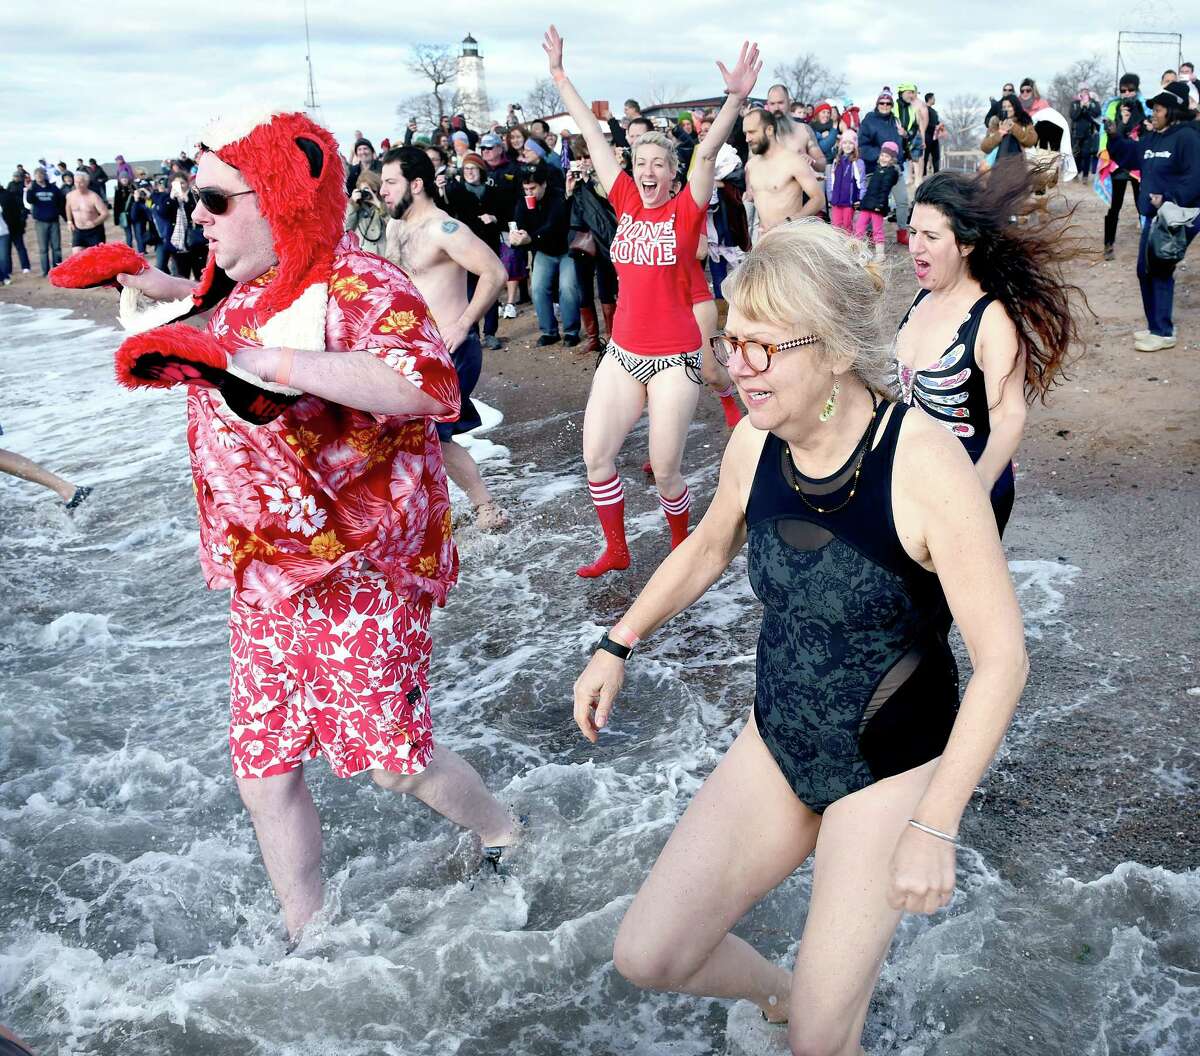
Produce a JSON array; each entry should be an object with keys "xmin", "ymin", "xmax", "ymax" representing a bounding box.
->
[{"xmin": 745, "ymin": 402, "xmax": 959, "ymax": 813}]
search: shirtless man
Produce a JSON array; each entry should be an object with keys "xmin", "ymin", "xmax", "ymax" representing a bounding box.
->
[
  {"xmin": 896, "ymin": 83, "xmax": 930, "ymax": 189},
  {"xmin": 764, "ymin": 83, "xmax": 827, "ymax": 172},
  {"xmin": 743, "ymin": 108, "xmax": 825, "ymax": 232},
  {"xmin": 65, "ymin": 171, "xmax": 109, "ymax": 255},
  {"xmin": 379, "ymin": 146, "xmax": 510, "ymax": 531}
]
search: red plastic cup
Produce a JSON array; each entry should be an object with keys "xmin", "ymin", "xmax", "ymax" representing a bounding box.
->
[{"xmin": 524, "ymin": 193, "xmax": 537, "ymax": 209}]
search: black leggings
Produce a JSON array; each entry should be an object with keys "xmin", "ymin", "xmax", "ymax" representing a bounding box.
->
[{"xmin": 1104, "ymin": 174, "xmax": 1140, "ymax": 247}]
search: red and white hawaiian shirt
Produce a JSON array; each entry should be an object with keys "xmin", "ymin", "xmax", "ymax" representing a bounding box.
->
[{"xmin": 187, "ymin": 234, "xmax": 462, "ymax": 610}]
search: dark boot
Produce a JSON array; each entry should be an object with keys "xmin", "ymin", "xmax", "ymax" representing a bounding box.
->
[
  {"xmin": 579, "ymin": 305, "xmax": 601, "ymax": 354},
  {"xmin": 601, "ymin": 302, "xmax": 616, "ymax": 346}
]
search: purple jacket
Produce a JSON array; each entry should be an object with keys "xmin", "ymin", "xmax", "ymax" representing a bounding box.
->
[{"xmin": 828, "ymin": 155, "xmax": 866, "ymax": 207}]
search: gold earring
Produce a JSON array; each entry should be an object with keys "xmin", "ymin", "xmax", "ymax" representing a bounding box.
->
[{"xmin": 820, "ymin": 380, "xmax": 840, "ymax": 423}]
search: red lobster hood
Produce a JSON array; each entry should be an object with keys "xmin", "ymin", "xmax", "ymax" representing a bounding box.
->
[{"xmin": 118, "ymin": 110, "xmax": 347, "ymax": 351}]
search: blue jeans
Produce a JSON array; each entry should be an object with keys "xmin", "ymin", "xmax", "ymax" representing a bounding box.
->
[
  {"xmin": 531, "ymin": 251, "xmax": 581, "ymax": 337},
  {"xmin": 34, "ymin": 219, "xmax": 62, "ymax": 275},
  {"xmin": 0, "ymin": 235, "xmax": 10, "ymax": 280},
  {"xmin": 1137, "ymin": 216, "xmax": 1199, "ymax": 336}
]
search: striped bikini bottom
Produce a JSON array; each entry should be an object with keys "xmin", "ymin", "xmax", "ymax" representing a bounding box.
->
[{"xmin": 605, "ymin": 341, "xmax": 703, "ymax": 386}]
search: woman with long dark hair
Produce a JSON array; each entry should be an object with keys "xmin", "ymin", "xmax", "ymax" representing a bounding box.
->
[
  {"xmin": 897, "ymin": 164, "xmax": 1090, "ymax": 532},
  {"xmin": 504, "ymin": 125, "xmax": 530, "ymax": 164},
  {"xmin": 980, "ymin": 94, "xmax": 1037, "ymax": 164}
]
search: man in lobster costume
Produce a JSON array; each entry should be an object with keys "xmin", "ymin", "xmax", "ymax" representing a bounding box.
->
[{"xmin": 53, "ymin": 110, "xmax": 522, "ymax": 941}]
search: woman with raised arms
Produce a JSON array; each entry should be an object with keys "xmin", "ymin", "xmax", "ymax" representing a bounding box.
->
[{"xmin": 543, "ymin": 25, "xmax": 761, "ymax": 577}]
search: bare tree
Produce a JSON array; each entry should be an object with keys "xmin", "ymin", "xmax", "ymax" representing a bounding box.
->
[
  {"xmin": 1047, "ymin": 54, "xmax": 1108, "ymax": 114},
  {"xmin": 942, "ymin": 93, "xmax": 988, "ymax": 154},
  {"xmin": 523, "ymin": 78, "xmax": 564, "ymax": 120},
  {"xmin": 772, "ymin": 54, "xmax": 847, "ymax": 106},
  {"xmin": 397, "ymin": 92, "xmax": 443, "ymax": 134},
  {"xmin": 643, "ymin": 75, "xmax": 694, "ymax": 108},
  {"xmin": 405, "ymin": 43, "xmax": 457, "ymax": 124}
]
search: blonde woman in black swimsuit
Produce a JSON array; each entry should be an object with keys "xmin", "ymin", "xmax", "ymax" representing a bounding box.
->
[{"xmin": 573, "ymin": 220, "xmax": 1027, "ymax": 1054}]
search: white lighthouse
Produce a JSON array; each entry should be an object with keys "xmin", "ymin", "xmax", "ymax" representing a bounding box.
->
[{"xmin": 455, "ymin": 34, "xmax": 492, "ymax": 130}]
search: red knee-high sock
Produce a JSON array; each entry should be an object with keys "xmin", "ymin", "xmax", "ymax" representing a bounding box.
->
[
  {"xmin": 577, "ymin": 475, "xmax": 630, "ymax": 578},
  {"xmin": 659, "ymin": 485, "xmax": 691, "ymax": 549},
  {"xmin": 716, "ymin": 385, "xmax": 743, "ymax": 428}
]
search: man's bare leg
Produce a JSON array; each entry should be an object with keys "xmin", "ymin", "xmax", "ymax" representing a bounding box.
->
[
  {"xmin": 0, "ymin": 447, "xmax": 80, "ymax": 503},
  {"xmin": 440, "ymin": 438, "xmax": 508, "ymax": 530},
  {"xmin": 372, "ymin": 745, "xmax": 519, "ymax": 847},
  {"xmin": 235, "ymin": 767, "xmax": 324, "ymax": 940}
]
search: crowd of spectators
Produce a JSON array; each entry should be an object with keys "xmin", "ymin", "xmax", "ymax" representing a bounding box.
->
[{"xmin": 4, "ymin": 65, "xmax": 1196, "ymax": 351}]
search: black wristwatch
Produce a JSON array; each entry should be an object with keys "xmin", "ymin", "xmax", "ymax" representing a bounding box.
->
[{"xmin": 594, "ymin": 633, "xmax": 632, "ymax": 661}]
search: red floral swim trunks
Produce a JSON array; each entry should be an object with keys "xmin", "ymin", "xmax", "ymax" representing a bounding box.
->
[{"xmin": 228, "ymin": 563, "xmax": 435, "ymax": 780}]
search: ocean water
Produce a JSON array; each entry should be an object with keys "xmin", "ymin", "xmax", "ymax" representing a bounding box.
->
[{"xmin": 0, "ymin": 302, "xmax": 1195, "ymax": 1055}]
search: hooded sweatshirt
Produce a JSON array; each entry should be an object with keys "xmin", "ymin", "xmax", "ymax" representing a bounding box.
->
[{"xmin": 1106, "ymin": 121, "xmax": 1200, "ymax": 216}]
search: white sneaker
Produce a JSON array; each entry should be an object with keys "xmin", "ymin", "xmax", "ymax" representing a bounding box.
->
[
  {"xmin": 1133, "ymin": 333, "xmax": 1176, "ymax": 352},
  {"xmin": 1134, "ymin": 329, "xmax": 1150, "ymax": 340},
  {"xmin": 2, "ymin": 278, "xmax": 10, "ymax": 286},
  {"xmin": 501, "ymin": 303, "xmax": 517, "ymax": 319},
  {"xmin": 873, "ymin": 243, "xmax": 886, "ymax": 263},
  {"xmin": 22, "ymin": 268, "xmax": 30, "ymax": 274}
]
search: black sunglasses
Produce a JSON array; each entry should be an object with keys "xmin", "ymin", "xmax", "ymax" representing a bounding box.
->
[{"xmin": 190, "ymin": 187, "xmax": 256, "ymax": 214}]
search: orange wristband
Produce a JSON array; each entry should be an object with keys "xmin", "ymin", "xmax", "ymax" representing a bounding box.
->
[
  {"xmin": 612, "ymin": 622, "xmax": 641, "ymax": 648},
  {"xmin": 275, "ymin": 347, "xmax": 294, "ymax": 387}
]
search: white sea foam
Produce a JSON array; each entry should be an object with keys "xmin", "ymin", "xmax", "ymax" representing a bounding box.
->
[{"xmin": 1, "ymin": 302, "xmax": 1194, "ymax": 1056}]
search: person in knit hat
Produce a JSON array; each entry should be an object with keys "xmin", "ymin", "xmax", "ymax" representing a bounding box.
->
[
  {"xmin": 827, "ymin": 128, "xmax": 866, "ymax": 232},
  {"xmin": 62, "ymin": 108, "xmax": 523, "ymax": 941},
  {"xmin": 858, "ymin": 90, "xmax": 911, "ymax": 243},
  {"xmin": 855, "ymin": 139, "xmax": 900, "ymax": 260}
]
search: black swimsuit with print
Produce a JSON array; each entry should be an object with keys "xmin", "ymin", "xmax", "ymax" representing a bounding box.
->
[
  {"xmin": 745, "ymin": 402, "xmax": 959, "ymax": 813},
  {"xmin": 896, "ymin": 289, "xmax": 1015, "ymax": 534}
]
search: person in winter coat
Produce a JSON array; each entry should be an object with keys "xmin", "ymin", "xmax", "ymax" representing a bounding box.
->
[
  {"xmin": 1099, "ymin": 75, "xmax": 1148, "ymax": 259},
  {"xmin": 1070, "ymin": 90, "xmax": 1102, "ymax": 179},
  {"xmin": 855, "ymin": 141, "xmax": 900, "ymax": 259},
  {"xmin": 828, "ymin": 130, "xmax": 866, "ymax": 232},
  {"xmin": 1, "ymin": 178, "xmax": 31, "ymax": 274},
  {"xmin": 113, "ymin": 174, "xmax": 137, "ymax": 249},
  {"xmin": 566, "ymin": 136, "xmax": 618, "ymax": 354},
  {"xmin": 450, "ymin": 153, "xmax": 506, "ymax": 350},
  {"xmin": 809, "ymin": 102, "xmax": 839, "ymax": 163},
  {"xmin": 1105, "ymin": 81, "xmax": 1200, "ymax": 351},
  {"xmin": 981, "ymin": 94, "xmax": 1038, "ymax": 161},
  {"xmin": 344, "ymin": 169, "xmax": 388, "ymax": 256},
  {"xmin": 859, "ymin": 91, "xmax": 912, "ymax": 237}
]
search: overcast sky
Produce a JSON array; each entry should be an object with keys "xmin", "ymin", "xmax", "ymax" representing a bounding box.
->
[{"xmin": 2, "ymin": 2, "xmax": 1195, "ymax": 168}]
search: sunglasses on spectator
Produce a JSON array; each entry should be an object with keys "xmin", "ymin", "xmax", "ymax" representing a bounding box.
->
[
  {"xmin": 711, "ymin": 332, "xmax": 820, "ymax": 373},
  {"xmin": 190, "ymin": 187, "xmax": 256, "ymax": 214},
  {"xmin": 1019, "ymin": 88, "xmax": 1033, "ymax": 95},
  {"xmin": 1003, "ymin": 85, "xmax": 1014, "ymax": 93}
]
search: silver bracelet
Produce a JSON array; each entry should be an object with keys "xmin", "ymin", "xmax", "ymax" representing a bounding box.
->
[{"xmin": 908, "ymin": 819, "xmax": 961, "ymax": 847}]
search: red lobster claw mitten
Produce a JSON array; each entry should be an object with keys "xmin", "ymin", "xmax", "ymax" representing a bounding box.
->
[
  {"xmin": 115, "ymin": 324, "xmax": 304, "ymax": 426},
  {"xmin": 49, "ymin": 243, "xmax": 149, "ymax": 290}
]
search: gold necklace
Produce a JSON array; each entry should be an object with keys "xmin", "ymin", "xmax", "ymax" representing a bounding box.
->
[{"xmin": 785, "ymin": 398, "xmax": 879, "ymax": 515}]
